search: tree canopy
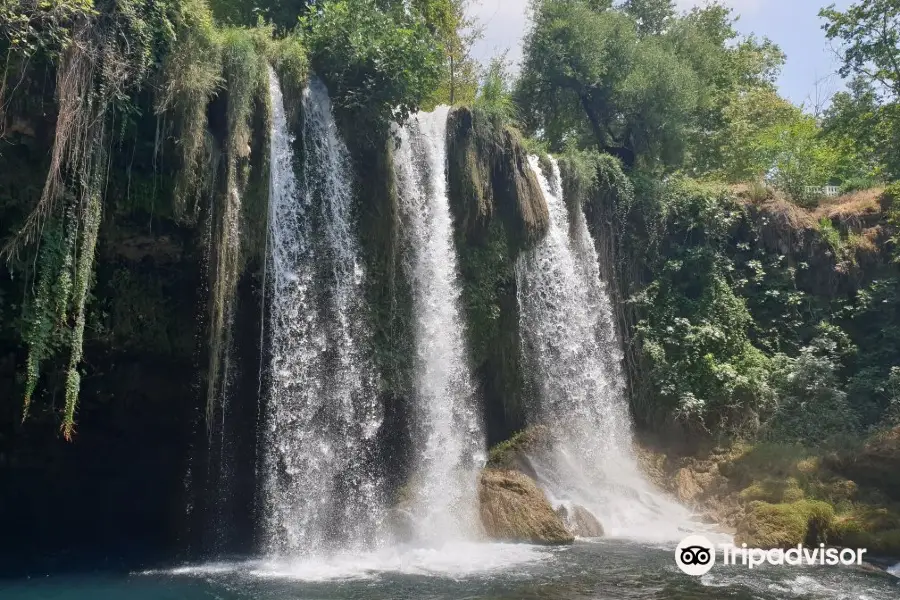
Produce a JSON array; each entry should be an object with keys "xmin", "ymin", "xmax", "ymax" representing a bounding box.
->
[{"xmin": 515, "ymin": 0, "xmax": 784, "ymax": 173}]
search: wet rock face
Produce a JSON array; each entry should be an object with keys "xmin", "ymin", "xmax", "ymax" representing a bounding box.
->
[
  {"xmin": 557, "ymin": 504, "xmax": 605, "ymax": 538},
  {"xmin": 479, "ymin": 469, "xmax": 574, "ymax": 545}
]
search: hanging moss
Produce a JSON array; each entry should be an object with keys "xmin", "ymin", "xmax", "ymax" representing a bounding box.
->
[
  {"xmin": 61, "ymin": 182, "xmax": 102, "ymax": 440},
  {"xmin": 21, "ymin": 222, "xmax": 68, "ymax": 418},
  {"xmin": 203, "ymin": 27, "xmax": 271, "ymax": 432}
]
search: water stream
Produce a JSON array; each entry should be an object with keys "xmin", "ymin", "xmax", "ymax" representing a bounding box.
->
[
  {"xmin": 261, "ymin": 69, "xmax": 384, "ymax": 556},
  {"xmin": 516, "ymin": 156, "xmax": 693, "ymax": 540},
  {"xmin": 392, "ymin": 106, "xmax": 485, "ymax": 542}
]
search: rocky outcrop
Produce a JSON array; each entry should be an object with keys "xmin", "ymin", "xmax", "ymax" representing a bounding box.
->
[
  {"xmin": 446, "ymin": 107, "xmax": 551, "ymax": 443},
  {"xmin": 486, "ymin": 425, "xmax": 553, "ymax": 478},
  {"xmin": 556, "ymin": 504, "xmax": 604, "ymax": 537},
  {"xmin": 447, "ymin": 106, "xmax": 548, "ymax": 249},
  {"xmin": 479, "ymin": 469, "xmax": 573, "ymax": 545}
]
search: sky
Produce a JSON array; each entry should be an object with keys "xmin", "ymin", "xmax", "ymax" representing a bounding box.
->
[{"xmin": 468, "ymin": 0, "xmax": 854, "ymax": 109}]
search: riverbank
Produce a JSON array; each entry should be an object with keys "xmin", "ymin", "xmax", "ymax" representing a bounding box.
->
[{"xmin": 636, "ymin": 426, "xmax": 900, "ymax": 558}]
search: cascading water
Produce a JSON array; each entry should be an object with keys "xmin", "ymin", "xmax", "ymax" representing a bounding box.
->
[
  {"xmin": 262, "ymin": 68, "xmax": 384, "ymax": 556},
  {"xmin": 392, "ymin": 106, "xmax": 484, "ymax": 541},
  {"xmin": 516, "ymin": 156, "xmax": 692, "ymax": 539}
]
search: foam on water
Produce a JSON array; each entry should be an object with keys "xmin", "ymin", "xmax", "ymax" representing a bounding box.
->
[{"xmin": 142, "ymin": 543, "xmax": 549, "ymax": 583}]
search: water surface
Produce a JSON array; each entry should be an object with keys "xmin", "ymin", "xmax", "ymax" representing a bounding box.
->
[{"xmin": 4, "ymin": 540, "xmax": 897, "ymax": 600}]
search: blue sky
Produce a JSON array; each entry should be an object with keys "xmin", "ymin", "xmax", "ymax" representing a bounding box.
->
[{"xmin": 468, "ymin": 0, "xmax": 854, "ymax": 108}]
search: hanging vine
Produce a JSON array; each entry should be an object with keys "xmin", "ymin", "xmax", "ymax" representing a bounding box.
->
[{"xmin": 11, "ymin": 1, "xmax": 180, "ymax": 437}]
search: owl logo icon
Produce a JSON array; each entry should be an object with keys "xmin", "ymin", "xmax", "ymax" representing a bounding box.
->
[{"xmin": 675, "ymin": 535, "xmax": 716, "ymax": 576}]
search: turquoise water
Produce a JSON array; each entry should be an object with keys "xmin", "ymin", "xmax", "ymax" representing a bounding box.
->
[{"xmin": 2, "ymin": 540, "xmax": 897, "ymax": 600}]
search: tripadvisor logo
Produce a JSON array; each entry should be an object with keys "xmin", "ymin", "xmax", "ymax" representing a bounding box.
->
[
  {"xmin": 674, "ymin": 535, "xmax": 868, "ymax": 576},
  {"xmin": 675, "ymin": 535, "xmax": 716, "ymax": 576}
]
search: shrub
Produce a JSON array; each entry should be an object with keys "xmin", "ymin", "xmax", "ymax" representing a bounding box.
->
[
  {"xmin": 839, "ymin": 176, "xmax": 879, "ymax": 194},
  {"xmin": 302, "ymin": 0, "xmax": 443, "ymax": 129},
  {"xmin": 737, "ymin": 499, "xmax": 834, "ymax": 548}
]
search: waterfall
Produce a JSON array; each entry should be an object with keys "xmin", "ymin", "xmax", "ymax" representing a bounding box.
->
[
  {"xmin": 262, "ymin": 68, "xmax": 384, "ymax": 556},
  {"xmin": 516, "ymin": 156, "xmax": 691, "ymax": 540},
  {"xmin": 393, "ymin": 106, "xmax": 484, "ymax": 541}
]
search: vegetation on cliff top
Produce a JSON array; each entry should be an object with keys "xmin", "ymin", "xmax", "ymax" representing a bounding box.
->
[{"xmin": 2, "ymin": 0, "xmax": 475, "ymax": 437}]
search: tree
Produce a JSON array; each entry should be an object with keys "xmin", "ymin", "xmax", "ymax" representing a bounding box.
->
[
  {"xmin": 821, "ymin": 0, "xmax": 900, "ymax": 99},
  {"xmin": 822, "ymin": 75, "xmax": 891, "ymax": 179},
  {"xmin": 302, "ymin": 0, "xmax": 443, "ymax": 128},
  {"xmin": 821, "ymin": 1, "xmax": 900, "ymax": 180},
  {"xmin": 713, "ymin": 87, "xmax": 801, "ymax": 182},
  {"xmin": 622, "ymin": 0, "xmax": 675, "ymax": 36},
  {"xmin": 413, "ymin": 0, "xmax": 481, "ymax": 106},
  {"xmin": 516, "ymin": 0, "xmax": 698, "ymax": 168},
  {"xmin": 516, "ymin": 0, "xmax": 783, "ymax": 172}
]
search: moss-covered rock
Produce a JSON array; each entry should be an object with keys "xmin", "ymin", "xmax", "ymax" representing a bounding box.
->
[
  {"xmin": 478, "ymin": 469, "xmax": 573, "ymax": 545},
  {"xmin": 446, "ymin": 106, "xmax": 548, "ymax": 249},
  {"xmin": 830, "ymin": 513, "xmax": 900, "ymax": 556},
  {"xmin": 738, "ymin": 477, "xmax": 806, "ymax": 504},
  {"xmin": 736, "ymin": 500, "xmax": 834, "ymax": 549},
  {"xmin": 486, "ymin": 425, "xmax": 553, "ymax": 477},
  {"xmin": 830, "ymin": 426, "xmax": 900, "ymax": 501},
  {"xmin": 446, "ymin": 107, "xmax": 550, "ymax": 442}
]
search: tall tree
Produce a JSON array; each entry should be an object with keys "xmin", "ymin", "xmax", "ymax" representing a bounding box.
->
[
  {"xmin": 821, "ymin": 0, "xmax": 900, "ymax": 179},
  {"xmin": 821, "ymin": 0, "xmax": 900, "ymax": 98},
  {"xmin": 516, "ymin": 0, "xmax": 783, "ymax": 172}
]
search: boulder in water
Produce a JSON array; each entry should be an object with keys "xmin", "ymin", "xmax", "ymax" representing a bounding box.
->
[
  {"xmin": 556, "ymin": 504, "xmax": 604, "ymax": 538},
  {"xmin": 486, "ymin": 425, "xmax": 554, "ymax": 479},
  {"xmin": 479, "ymin": 469, "xmax": 574, "ymax": 545}
]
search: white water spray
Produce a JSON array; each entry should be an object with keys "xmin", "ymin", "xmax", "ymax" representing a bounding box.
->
[
  {"xmin": 262, "ymin": 69, "xmax": 384, "ymax": 556},
  {"xmin": 393, "ymin": 106, "xmax": 484, "ymax": 541},
  {"xmin": 517, "ymin": 156, "xmax": 692, "ymax": 540}
]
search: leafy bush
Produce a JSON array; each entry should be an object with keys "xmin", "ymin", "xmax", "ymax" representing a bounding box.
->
[
  {"xmin": 474, "ymin": 55, "xmax": 517, "ymax": 124},
  {"xmin": 302, "ymin": 0, "xmax": 443, "ymax": 129},
  {"xmin": 817, "ymin": 217, "xmax": 843, "ymax": 256},
  {"xmin": 632, "ymin": 180, "xmax": 774, "ymax": 433},
  {"xmin": 839, "ymin": 176, "xmax": 879, "ymax": 194},
  {"xmin": 764, "ymin": 326, "xmax": 860, "ymax": 445}
]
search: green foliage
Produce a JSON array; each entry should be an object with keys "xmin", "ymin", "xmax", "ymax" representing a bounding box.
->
[
  {"xmin": 517, "ymin": 0, "xmax": 785, "ymax": 172},
  {"xmin": 155, "ymin": 0, "xmax": 223, "ymax": 220},
  {"xmin": 302, "ymin": 0, "xmax": 443, "ymax": 129},
  {"xmin": 817, "ymin": 217, "xmax": 843, "ymax": 256},
  {"xmin": 821, "ymin": 1, "xmax": 900, "ymax": 180},
  {"xmin": 622, "ymin": 0, "xmax": 674, "ymax": 36},
  {"xmin": 632, "ymin": 180, "xmax": 773, "ymax": 433},
  {"xmin": 61, "ymin": 184, "xmax": 101, "ymax": 440},
  {"xmin": 473, "ymin": 55, "xmax": 517, "ymax": 123},
  {"xmin": 754, "ymin": 114, "xmax": 840, "ymax": 203},
  {"xmin": 1, "ymin": 0, "xmax": 95, "ymax": 59},
  {"xmin": 21, "ymin": 221, "xmax": 69, "ymax": 418},
  {"xmin": 738, "ymin": 499, "xmax": 834, "ymax": 548},
  {"xmin": 764, "ymin": 328, "xmax": 860, "ymax": 446},
  {"xmin": 418, "ymin": 0, "xmax": 480, "ymax": 106},
  {"xmin": 821, "ymin": 0, "xmax": 900, "ymax": 99}
]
